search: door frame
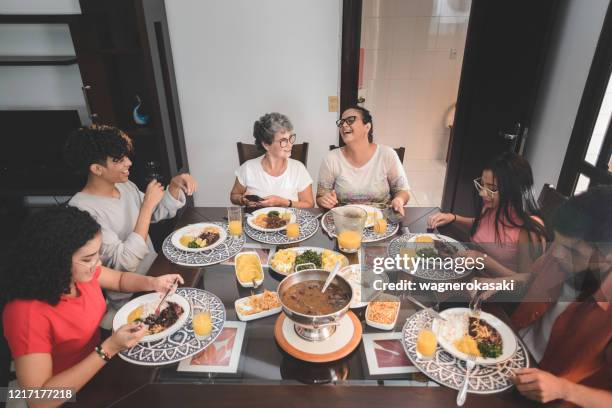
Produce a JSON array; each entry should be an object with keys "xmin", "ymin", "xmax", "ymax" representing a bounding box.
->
[
  {"xmin": 557, "ymin": 1, "xmax": 612, "ymax": 195},
  {"xmin": 339, "ymin": 0, "xmax": 362, "ymax": 146}
]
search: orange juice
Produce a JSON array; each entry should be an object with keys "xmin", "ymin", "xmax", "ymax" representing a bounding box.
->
[
  {"xmin": 373, "ymin": 218, "xmax": 388, "ymax": 234},
  {"xmin": 286, "ymin": 223, "xmax": 300, "ymax": 238},
  {"xmin": 193, "ymin": 311, "xmax": 212, "ymax": 338},
  {"xmin": 416, "ymin": 329, "xmax": 437, "ymax": 357},
  {"xmin": 337, "ymin": 230, "xmax": 362, "ymax": 252},
  {"xmin": 228, "ymin": 220, "xmax": 242, "ymax": 236}
]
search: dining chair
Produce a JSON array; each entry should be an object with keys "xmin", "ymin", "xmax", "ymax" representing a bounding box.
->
[
  {"xmin": 328, "ymin": 145, "xmax": 406, "ymax": 164},
  {"xmin": 537, "ymin": 183, "xmax": 568, "ymax": 225},
  {"xmin": 236, "ymin": 142, "xmax": 309, "ymax": 166}
]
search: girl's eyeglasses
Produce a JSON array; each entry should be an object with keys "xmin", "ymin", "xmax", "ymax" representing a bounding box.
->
[
  {"xmin": 335, "ymin": 116, "xmax": 358, "ymax": 127},
  {"xmin": 473, "ymin": 177, "xmax": 498, "ymax": 198},
  {"xmin": 75, "ymin": 254, "xmax": 101, "ymax": 273},
  {"xmin": 278, "ymin": 133, "xmax": 296, "ymax": 147}
]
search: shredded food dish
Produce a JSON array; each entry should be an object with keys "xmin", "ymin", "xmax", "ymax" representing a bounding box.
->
[
  {"xmin": 237, "ymin": 290, "xmax": 281, "ymax": 315},
  {"xmin": 367, "ymin": 300, "xmax": 399, "ymax": 324}
]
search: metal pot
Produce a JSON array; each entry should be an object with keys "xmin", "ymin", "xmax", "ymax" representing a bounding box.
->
[{"xmin": 277, "ymin": 269, "xmax": 353, "ymax": 342}]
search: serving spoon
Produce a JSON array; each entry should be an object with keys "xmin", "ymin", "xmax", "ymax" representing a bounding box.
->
[{"xmin": 321, "ymin": 262, "xmax": 341, "ymax": 293}]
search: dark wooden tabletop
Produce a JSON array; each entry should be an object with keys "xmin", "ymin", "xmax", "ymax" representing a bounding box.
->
[{"xmin": 74, "ymin": 206, "xmax": 548, "ymax": 408}]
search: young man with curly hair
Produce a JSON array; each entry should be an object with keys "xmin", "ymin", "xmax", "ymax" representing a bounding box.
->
[{"xmin": 64, "ymin": 125, "xmax": 197, "ymax": 327}]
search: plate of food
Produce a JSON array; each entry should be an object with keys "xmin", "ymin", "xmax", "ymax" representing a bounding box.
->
[
  {"xmin": 246, "ymin": 208, "xmax": 296, "ymax": 232},
  {"xmin": 365, "ymin": 293, "xmax": 400, "ymax": 330},
  {"xmin": 235, "ymin": 290, "xmax": 282, "ymax": 321},
  {"xmin": 432, "ymin": 307, "xmax": 517, "ymax": 365},
  {"xmin": 113, "ymin": 292, "xmax": 191, "ymax": 343},
  {"xmin": 269, "ymin": 247, "xmax": 349, "ymax": 276},
  {"xmin": 171, "ymin": 223, "xmax": 227, "ymax": 253},
  {"xmin": 407, "ymin": 233, "xmax": 463, "ymax": 259},
  {"xmin": 345, "ymin": 204, "xmax": 383, "ymax": 228}
]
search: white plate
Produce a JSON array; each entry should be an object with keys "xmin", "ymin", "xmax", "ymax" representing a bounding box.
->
[
  {"xmin": 234, "ymin": 251, "xmax": 264, "ymax": 288},
  {"xmin": 365, "ymin": 293, "xmax": 400, "ymax": 330},
  {"xmin": 269, "ymin": 246, "xmax": 349, "ymax": 276},
  {"xmin": 113, "ymin": 292, "xmax": 191, "ymax": 343},
  {"xmin": 432, "ymin": 307, "xmax": 518, "ymax": 365},
  {"xmin": 171, "ymin": 223, "xmax": 227, "ymax": 253},
  {"xmin": 407, "ymin": 232, "xmax": 460, "ymax": 245},
  {"xmin": 246, "ymin": 207, "xmax": 296, "ymax": 232},
  {"xmin": 344, "ymin": 204, "xmax": 383, "ymax": 228},
  {"xmin": 235, "ymin": 292, "xmax": 282, "ymax": 321},
  {"xmin": 338, "ymin": 264, "xmax": 388, "ymax": 309}
]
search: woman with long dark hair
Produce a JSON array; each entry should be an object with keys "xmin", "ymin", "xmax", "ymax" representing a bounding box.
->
[
  {"xmin": 1, "ymin": 207, "xmax": 183, "ymax": 406},
  {"xmin": 429, "ymin": 152, "xmax": 549, "ymax": 276}
]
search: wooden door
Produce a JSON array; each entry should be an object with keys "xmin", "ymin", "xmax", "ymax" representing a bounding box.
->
[{"xmin": 442, "ymin": 0, "xmax": 560, "ymax": 214}]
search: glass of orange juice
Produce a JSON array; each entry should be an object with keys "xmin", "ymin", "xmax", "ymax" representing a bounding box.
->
[
  {"xmin": 227, "ymin": 207, "xmax": 243, "ymax": 236},
  {"xmin": 416, "ymin": 321, "xmax": 437, "ymax": 359},
  {"xmin": 192, "ymin": 306, "xmax": 213, "ymax": 340},
  {"xmin": 373, "ymin": 212, "xmax": 388, "ymax": 235},
  {"xmin": 332, "ymin": 207, "xmax": 367, "ymax": 253},
  {"xmin": 285, "ymin": 222, "xmax": 300, "ymax": 239}
]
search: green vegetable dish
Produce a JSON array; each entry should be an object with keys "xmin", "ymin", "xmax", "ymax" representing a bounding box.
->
[{"xmin": 295, "ymin": 250, "xmax": 322, "ymax": 269}]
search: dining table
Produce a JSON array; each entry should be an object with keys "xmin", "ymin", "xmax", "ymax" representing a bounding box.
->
[{"xmin": 73, "ymin": 206, "xmax": 554, "ymax": 408}]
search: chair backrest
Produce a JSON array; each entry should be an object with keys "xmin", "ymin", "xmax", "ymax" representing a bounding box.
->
[
  {"xmin": 537, "ymin": 183, "xmax": 568, "ymax": 225},
  {"xmin": 236, "ymin": 142, "xmax": 309, "ymax": 166},
  {"xmin": 329, "ymin": 145, "xmax": 406, "ymax": 164}
]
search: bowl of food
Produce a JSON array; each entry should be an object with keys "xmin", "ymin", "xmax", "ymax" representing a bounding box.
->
[
  {"xmin": 247, "ymin": 207, "xmax": 296, "ymax": 232},
  {"xmin": 235, "ymin": 251, "xmax": 264, "ymax": 288},
  {"xmin": 431, "ymin": 307, "xmax": 517, "ymax": 365},
  {"xmin": 171, "ymin": 223, "xmax": 227, "ymax": 252},
  {"xmin": 277, "ymin": 269, "xmax": 353, "ymax": 341},
  {"xmin": 270, "ymin": 247, "xmax": 348, "ymax": 276},
  {"xmin": 365, "ymin": 293, "xmax": 400, "ymax": 330},
  {"xmin": 113, "ymin": 292, "xmax": 191, "ymax": 343}
]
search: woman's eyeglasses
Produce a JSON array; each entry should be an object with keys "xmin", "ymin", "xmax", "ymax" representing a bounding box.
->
[
  {"xmin": 75, "ymin": 254, "xmax": 101, "ymax": 273},
  {"xmin": 278, "ymin": 133, "xmax": 296, "ymax": 147},
  {"xmin": 473, "ymin": 177, "xmax": 498, "ymax": 198},
  {"xmin": 336, "ymin": 116, "xmax": 358, "ymax": 127}
]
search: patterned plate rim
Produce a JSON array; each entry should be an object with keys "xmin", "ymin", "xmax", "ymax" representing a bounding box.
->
[
  {"xmin": 387, "ymin": 234, "xmax": 471, "ymax": 281},
  {"xmin": 244, "ymin": 208, "xmax": 319, "ymax": 245},
  {"xmin": 400, "ymin": 310, "xmax": 529, "ymax": 394},
  {"xmin": 118, "ymin": 287, "xmax": 226, "ymax": 366},
  {"xmin": 321, "ymin": 211, "xmax": 399, "ymax": 243},
  {"xmin": 162, "ymin": 222, "xmax": 246, "ymax": 267}
]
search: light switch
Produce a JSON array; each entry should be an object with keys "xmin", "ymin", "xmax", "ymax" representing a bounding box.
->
[{"xmin": 328, "ymin": 96, "xmax": 339, "ymax": 112}]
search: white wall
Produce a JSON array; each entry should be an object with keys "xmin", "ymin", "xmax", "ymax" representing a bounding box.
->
[
  {"xmin": 525, "ymin": 0, "xmax": 609, "ymax": 192},
  {"xmin": 164, "ymin": 0, "xmax": 342, "ymax": 206}
]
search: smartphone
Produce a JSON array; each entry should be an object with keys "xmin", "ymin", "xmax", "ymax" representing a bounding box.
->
[{"xmin": 244, "ymin": 194, "xmax": 263, "ymax": 202}]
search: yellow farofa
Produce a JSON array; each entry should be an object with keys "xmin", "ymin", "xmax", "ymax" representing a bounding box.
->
[
  {"xmin": 367, "ymin": 301, "xmax": 399, "ymax": 324},
  {"xmin": 321, "ymin": 249, "xmax": 347, "ymax": 271},
  {"xmin": 270, "ymin": 249, "xmax": 297, "ymax": 274},
  {"xmin": 454, "ymin": 335, "xmax": 481, "ymax": 357},
  {"xmin": 236, "ymin": 254, "xmax": 262, "ymax": 282},
  {"xmin": 238, "ymin": 290, "xmax": 280, "ymax": 315}
]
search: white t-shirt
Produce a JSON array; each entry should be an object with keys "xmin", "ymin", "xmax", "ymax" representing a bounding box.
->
[
  {"xmin": 235, "ymin": 156, "xmax": 313, "ymax": 201},
  {"xmin": 317, "ymin": 144, "xmax": 410, "ymax": 205}
]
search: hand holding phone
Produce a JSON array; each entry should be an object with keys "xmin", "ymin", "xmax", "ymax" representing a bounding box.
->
[{"xmin": 244, "ymin": 194, "xmax": 263, "ymax": 202}]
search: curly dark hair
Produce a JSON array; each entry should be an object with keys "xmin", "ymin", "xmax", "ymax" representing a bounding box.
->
[
  {"xmin": 2, "ymin": 207, "xmax": 101, "ymax": 306},
  {"xmin": 63, "ymin": 124, "xmax": 133, "ymax": 175}
]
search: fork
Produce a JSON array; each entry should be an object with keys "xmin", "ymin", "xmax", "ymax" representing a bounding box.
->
[
  {"xmin": 457, "ymin": 354, "xmax": 476, "ymax": 406},
  {"xmin": 469, "ymin": 293, "xmax": 482, "ymax": 317}
]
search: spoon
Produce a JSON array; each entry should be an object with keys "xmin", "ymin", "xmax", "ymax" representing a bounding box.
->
[{"xmin": 321, "ymin": 262, "xmax": 341, "ymax": 293}]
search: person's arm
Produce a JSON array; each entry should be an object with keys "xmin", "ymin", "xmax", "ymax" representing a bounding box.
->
[
  {"xmin": 296, "ymin": 185, "xmax": 314, "ymax": 208},
  {"xmin": 513, "ymin": 368, "xmax": 612, "ymax": 407},
  {"xmin": 97, "ymin": 266, "xmax": 184, "ymax": 293},
  {"xmin": 516, "ymin": 228, "xmax": 544, "ymax": 274},
  {"xmin": 316, "ymin": 155, "xmax": 338, "ymax": 209},
  {"xmin": 390, "ymin": 190, "xmax": 410, "ymax": 215},
  {"xmin": 229, "ymin": 178, "xmax": 259, "ymax": 207},
  {"xmin": 14, "ymin": 324, "xmax": 147, "ymax": 408},
  {"xmin": 168, "ymin": 173, "xmax": 197, "ymax": 199},
  {"xmin": 428, "ymin": 212, "xmax": 474, "ymax": 229}
]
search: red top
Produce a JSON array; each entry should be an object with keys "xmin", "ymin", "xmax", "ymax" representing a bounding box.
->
[{"xmin": 2, "ymin": 266, "xmax": 106, "ymax": 375}]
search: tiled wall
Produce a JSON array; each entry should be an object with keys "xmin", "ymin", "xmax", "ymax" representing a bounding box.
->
[{"xmin": 360, "ymin": 0, "xmax": 471, "ymax": 161}]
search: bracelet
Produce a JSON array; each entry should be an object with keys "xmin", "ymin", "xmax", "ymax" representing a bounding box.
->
[
  {"xmin": 288, "ymin": 199, "xmax": 293, "ymax": 208},
  {"xmin": 95, "ymin": 345, "xmax": 112, "ymax": 362},
  {"xmin": 452, "ymin": 214, "xmax": 457, "ymax": 223}
]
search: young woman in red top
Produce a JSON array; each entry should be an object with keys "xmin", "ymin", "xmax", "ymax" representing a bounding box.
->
[{"xmin": 1, "ymin": 207, "xmax": 184, "ymax": 407}]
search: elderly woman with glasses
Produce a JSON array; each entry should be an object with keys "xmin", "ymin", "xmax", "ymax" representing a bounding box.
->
[
  {"xmin": 316, "ymin": 106, "xmax": 411, "ymax": 214},
  {"xmin": 428, "ymin": 152, "xmax": 550, "ymax": 277},
  {"xmin": 230, "ymin": 112, "xmax": 314, "ymax": 208}
]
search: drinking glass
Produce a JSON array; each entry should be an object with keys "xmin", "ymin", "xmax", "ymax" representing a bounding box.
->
[
  {"xmin": 192, "ymin": 305, "xmax": 212, "ymax": 340},
  {"xmin": 332, "ymin": 207, "xmax": 367, "ymax": 253},
  {"xmin": 227, "ymin": 207, "xmax": 243, "ymax": 236}
]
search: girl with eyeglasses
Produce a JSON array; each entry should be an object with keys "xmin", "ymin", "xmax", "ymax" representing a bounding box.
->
[
  {"xmin": 1, "ymin": 207, "xmax": 183, "ymax": 405},
  {"xmin": 230, "ymin": 112, "xmax": 314, "ymax": 208},
  {"xmin": 428, "ymin": 152, "xmax": 550, "ymax": 276},
  {"xmin": 316, "ymin": 106, "xmax": 410, "ymax": 213}
]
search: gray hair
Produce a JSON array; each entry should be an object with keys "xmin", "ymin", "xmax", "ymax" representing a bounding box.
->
[{"xmin": 253, "ymin": 112, "xmax": 294, "ymax": 150}]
